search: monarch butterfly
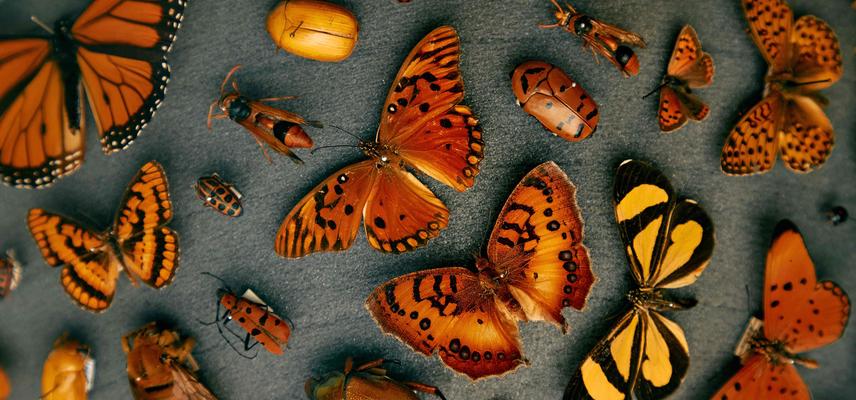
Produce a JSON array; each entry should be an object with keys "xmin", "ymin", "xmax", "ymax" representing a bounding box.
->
[{"xmin": 0, "ymin": 0, "xmax": 187, "ymax": 188}]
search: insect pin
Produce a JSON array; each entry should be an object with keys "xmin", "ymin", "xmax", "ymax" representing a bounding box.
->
[
  {"xmin": 208, "ymin": 65, "xmax": 321, "ymax": 164},
  {"xmin": 41, "ymin": 335, "xmax": 94, "ymax": 400},
  {"xmin": 200, "ymin": 273, "xmax": 292, "ymax": 357},
  {"xmin": 825, "ymin": 206, "xmax": 848, "ymax": 226},
  {"xmin": 540, "ymin": 0, "xmax": 646, "ymax": 77},
  {"xmin": 0, "ymin": 250, "xmax": 22, "ymax": 299},
  {"xmin": 194, "ymin": 173, "xmax": 243, "ymax": 217},
  {"xmin": 306, "ymin": 357, "xmax": 447, "ymax": 400},
  {"xmin": 122, "ymin": 322, "xmax": 217, "ymax": 400}
]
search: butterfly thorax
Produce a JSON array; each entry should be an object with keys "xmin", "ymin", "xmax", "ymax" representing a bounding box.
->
[
  {"xmin": 52, "ymin": 19, "xmax": 83, "ymax": 130},
  {"xmin": 359, "ymin": 141, "xmax": 402, "ymax": 169},
  {"xmin": 748, "ymin": 336, "xmax": 818, "ymax": 368},
  {"xmin": 627, "ymin": 288, "xmax": 697, "ymax": 312},
  {"xmin": 663, "ymin": 75, "xmax": 689, "ymax": 91}
]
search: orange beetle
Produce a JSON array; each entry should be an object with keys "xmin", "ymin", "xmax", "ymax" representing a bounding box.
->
[
  {"xmin": 200, "ymin": 273, "xmax": 292, "ymax": 357},
  {"xmin": 540, "ymin": 0, "xmax": 645, "ymax": 77},
  {"xmin": 122, "ymin": 322, "xmax": 217, "ymax": 400},
  {"xmin": 266, "ymin": 0, "xmax": 359, "ymax": 62},
  {"xmin": 0, "ymin": 366, "xmax": 10, "ymax": 400},
  {"xmin": 306, "ymin": 357, "xmax": 446, "ymax": 400},
  {"xmin": 194, "ymin": 173, "xmax": 243, "ymax": 217},
  {"xmin": 0, "ymin": 250, "xmax": 21, "ymax": 299},
  {"xmin": 41, "ymin": 335, "xmax": 93, "ymax": 400},
  {"xmin": 208, "ymin": 65, "xmax": 320, "ymax": 164},
  {"xmin": 512, "ymin": 61, "xmax": 599, "ymax": 141}
]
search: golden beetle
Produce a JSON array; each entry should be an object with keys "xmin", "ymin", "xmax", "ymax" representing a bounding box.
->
[
  {"xmin": 266, "ymin": 0, "xmax": 359, "ymax": 62},
  {"xmin": 306, "ymin": 357, "xmax": 446, "ymax": 400},
  {"xmin": 41, "ymin": 335, "xmax": 93, "ymax": 400}
]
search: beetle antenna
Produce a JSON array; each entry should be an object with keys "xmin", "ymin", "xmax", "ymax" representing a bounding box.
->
[
  {"xmin": 643, "ymin": 82, "xmax": 667, "ymax": 99},
  {"xmin": 30, "ymin": 16, "xmax": 54, "ymax": 34},
  {"xmin": 200, "ymin": 271, "xmax": 233, "ymax": 292}
]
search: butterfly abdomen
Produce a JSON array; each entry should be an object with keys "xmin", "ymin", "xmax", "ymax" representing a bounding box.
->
[{"xmin": 52, "ymin": 21, "xmax": 84, "ymax": 131}]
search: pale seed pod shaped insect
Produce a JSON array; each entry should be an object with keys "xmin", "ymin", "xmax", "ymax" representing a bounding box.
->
[
  {"xmin": 266, "ymin": 0, "xmax": 359, "ymax": 62},
  {"xmin": 208, "ymin": 65, "xmax": 321, "ymax": 164},
  {"xmin": 306, "ymin": 357, "xmax": 447, "ymax": 400},
  {"xmin": 0, "ymin": 250, "xmax": 21, "ymax": 299},
  {"xmin": 194, "ymin": 174, "xmax": 243, "ymax": 217},
  {"xmin": 512, "ymin": 61, "xmax": 599, "ymax": 141},
  {"xmin": 42, "ymin": 335, "xmax": 94, "ymax": 400}
]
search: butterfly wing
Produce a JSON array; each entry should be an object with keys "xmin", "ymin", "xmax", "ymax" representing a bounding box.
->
[
  {"xmin": 667, "ymin": 25, "xmax": 714, "ymax": 88},
  {"xmin": 27, "ymin": 208, "xmax": 119, "ymax": 312},
  {"xmin": 721, "ymin": 92, "xmax": 784, "ymax": 175},
  {"xmin": 363, "ymin": 166, "xmax": 449, "ymax": 253},
  {"xmin": 71, "ymin": 0, "xmax": 186, "ymax": 152},
  {"xmin": 778, "ymin": 95, "xmax": 833, "ymax": 174},
  {"xmin": 377, "ymin": 26, "xmax": 484, "ymax": 191},
  {"xmin": 658, "ymin": 86, "xmax": 687, "ymax": 132},
  {"xmin": 790, "ymin": 16, "xmax": 842, "ymax": 90},
  {"xmin": 275, "ymin": 160, "xmax": 377, "ymax": 258},
  {"xmin": 486, "ymin": 161, "xmax": 594, "ymax": 331},
  {"xmin": 114, "ymin": 161, "xmax": 178, "ymax": 288},
  {"xmin": 742, "ymin": 0, "xmax": 793, "ymax": 74},
  {"xmin": 366, "ymin": 268, "xmax": 525, "ymax": 380},
  {"xmin": 763, "ymin": 221, "xmax": 850, "ymax": 353},
  {"xmin": 0, "ymin": 41, "xmax": 85, "ymax": 187},
  {"xmin": 710, "ymin": 354, "xmax": 810, "ymax": 400}
]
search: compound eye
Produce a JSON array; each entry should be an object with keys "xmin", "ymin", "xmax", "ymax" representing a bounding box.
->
[{"xmin": 573, "ymin": 16, "xmax": 592, "ymax": 35}]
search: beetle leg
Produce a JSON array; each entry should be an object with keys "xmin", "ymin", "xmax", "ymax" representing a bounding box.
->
[
  {"xmin": 257, "ymin": 95, "xmax": 298, "ymax": 103},
  {"xmin": 198, "ymin": 297, "xmax": 225, "ymax": 326},
  {"xmin": 343, "ymin": 357, "xmax": 355, "ymax": 374},
  {"xmin": 402, "ymin": 382, "xmax": 447, "ymax": 400},
  {"xmin": 355, "ymin": 358, "xmax": 386, "ymax": 372}
]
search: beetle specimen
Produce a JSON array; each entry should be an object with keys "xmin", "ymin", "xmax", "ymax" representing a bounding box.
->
[
  {"xmin": 194, "ymin": 173, "xmax": 243, "ymax": 217},
  {"xmin": 0, "ymin": 250, "xmax": 21, "ymax": 299},
  {"xmin": 540, "ymin": 0, "xmax": 646, "ymax": 77},
  {"xmin": 306, "ymin": 357, "xmax": 446, "ymax": 400},
  {"xmin": 266, "ymin": 0, "xmax": 359, "ymax": 62},
  {"xmin": 41, "ymin": 335, "xmax": 93, "ymax": 400},
  {"xmin": 208, "ymin": 65, "xmax": 320, "ymax": 164}
]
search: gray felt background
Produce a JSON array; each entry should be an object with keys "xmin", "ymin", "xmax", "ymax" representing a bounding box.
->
[{"xmin": 0, "ymin": 0, "xmax": 854, "ymax": 399}]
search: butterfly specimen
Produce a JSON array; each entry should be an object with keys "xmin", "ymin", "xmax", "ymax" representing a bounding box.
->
[
  {"xmin": 208, "ymin": 65, "xmax": 319, "ymax": 164},
  {"xmin": 200, "ymin": 273, "xmax": 292, "ymax": 357},
  {"xmin": 275, "ymin": 26, "xmax": 484, "ymax": 258},
  {"xmin": 123, "ymin": 322, "xmax": 217, "ymax": 400},
  {"xmin": 27, "ymin": 161, "xmax": 179, "ymax": 312},
  {"xmin": 367, "ymin": 161, "xmax": 594, "ymax": 379},
  {"xmin": 0, "ymin": 250, "xmax": 22, "ymax": 299},
  {"xmin": 194, "ymin": 173, "xmax": 243, "ymax": 217},
  {"xmin": 649, "ymin": 25, "xmax": 714, "ymax": 133},
  {"xmin": 721, "ymin": 0, "xmax": 842, "ymax": 175},
  {"xmin": 711, "ymin": 221, "xmax": 850, "ymax": 400},
  {"xmin": 540, "ymin": 0, "xmax": 646, "ymax": 77},
  {"xmin": 42, "ymin": 335, "xmax": 93, "ymax": 400},
  {"xmin": 0, "ymin": 0, "xmax": 186, "ymax": 188},
  {"xmin": 511, "ymin": 60, "xmax": 599, "ymax": 142},
  {"xmin": 306, "ymin": 357, "xmax": 446, "ymax": 400},
  {"xmin": 564, "ymin": 160, "xmax": 715, "ymax": 400}
]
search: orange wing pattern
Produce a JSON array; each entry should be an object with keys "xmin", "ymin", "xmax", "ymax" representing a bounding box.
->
[
  {"xmin": 27, "ymin": 209, "xmax": 118, "ymax": 312},
  {"xmin": 366, "ymin": 268, "xmax": 526, "ymax": 380},
  {"xmin": 658, "ymin": 25, "xmax": 713, "ymax": 133},
  {"xmin": 742, "ymin": 0, "xmax": 793, "ymax": 73},
  {"xmin": 658, "ymin": 86, "xmax": 686, "ymax": 132},
  {"xmin": 790, "ymin": 16, "xmax": 842, "ymax": 89},
  {"xmin": 721, "ymin": 93, "xmax": 783, "ymax": 175},
  {"xmin": 377, "ymin": 26, "xmax": 483, "ymax": 191},
  {"xmin": 486, "ymin": 161, "xmax": 593, "ymax": 331},
  {"xmin": 363, "ymin": 166, "xmax": 449, "ymax": 253},
  {"xmin": 72, "ymin": 0, "xmax": 187, "ymax": 153},
  {"xmin": 778, "ymin": 96, "xmax": 833, "ymax": 173},
  {"xmin": 711, "ymin": 354, "xmax": 810, "ymax": 400},
  {"xmin": 275, "ymin": 160, "xmax": 378, "ymax": 258},
  {"xmin": 666, "ymin": 25, "xmax": 714, "ymax": 87}
]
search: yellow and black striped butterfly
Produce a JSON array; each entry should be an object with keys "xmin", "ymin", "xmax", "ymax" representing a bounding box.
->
[
  {"xmin": 564, "ymin": 159, "xmax": 715, "ymax": 400},
  {"xmin": 27, "ymin": 161, "xmax": 179, "ymax": 313}
]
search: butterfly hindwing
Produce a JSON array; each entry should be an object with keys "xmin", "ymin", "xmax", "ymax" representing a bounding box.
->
[
  {"xmin": 487, "ymin": 161, "xmax": 594, "ymax": 330},
  {"xmin": 658, "ymin": 86, "xmax": 686, "ymax": 133},
  {"xmin": 778, "ymin": 95, "xmax": 833, "ymax": 173},
  {"xmin": 366, "ymin": 268, "xmax": 525, "ymax": 380},
  {"xmin": 275, "ymin": 160, "xmax": 377, "ymax": 258},
  {"xmin": 710, "ymin": 354, "xmax": 810, "ymax": 400},
  {"xmin": 650, "ymin": 199, "xmax": 714, "ymax": 289},
  {"xmin": 634, "ymin": 311, "xmax": 690, "ymax": 399},
  {"xmin": 363, "ymin": 166, "xmax": 449, "ymax": 253},
  {"xmin": 790, "ymin": 15, "xmax": 842, "ymax": 89},
  {"xmin": 27, "ymin": 208, "xmax": 119, "ymax": 312},
  {"xmin": 721, "ymin": 93, "xmax": 783, "ymax": 175}
]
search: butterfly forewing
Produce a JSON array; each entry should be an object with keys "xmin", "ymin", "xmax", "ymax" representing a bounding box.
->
[
  {"xmin": 666, "ymin": 26, "xmax": 713, "ymax": 87},
  {"xmin": 721, "ymin": 93, "xmax": 783, "ymax": 175},
  {"xmin": 651, "ymin": 199, "xmax": 714, "ymax": 289},
  {"xmin": 487, "ymin": 161, "xmax": 593, "ymax": 330},
  {"xmin": 790, "ymin": 15, "xmax": 842, "ymax": 89},
  {"xmin": 366, "ymin": 268, "xmax": 525, "ymax": 380},
  {"xmin": 363, "ymin": 167, "xmax": 449, "ymax": 253},
  {"xmin": 275, "ymin": 160, "xmax": 378, "ymax": 258},
  {"xmin": 710, "ymin": 354, "xmax": 810, "ymax": 400},
  {"xmin": 742, "ymin": 0, "xmax": 793, "ymax": 74}
]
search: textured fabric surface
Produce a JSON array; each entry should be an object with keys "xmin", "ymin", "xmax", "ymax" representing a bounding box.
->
[{"xmin": 0, "ymin": 0, "xmax": 854, "ymax": 399}]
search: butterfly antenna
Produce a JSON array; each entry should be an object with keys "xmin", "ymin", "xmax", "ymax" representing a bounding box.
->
[
  {"xmin": 310, "ymin": 144, "xmax": 361, "ymax": 155},
  {"xmin": 329, "ymin": 124, "xmax": 364, "ymax": 143},
  {"xmin": 30, "ymin": 16, "xmax": 54, "ymax": 34},
  {"xmin": 793, "ymin": 78, "xmax": 831, "ymax": 87},
  {"xmin": 643, "ymin": 82, "xmax": 667, "ymax": 99}
]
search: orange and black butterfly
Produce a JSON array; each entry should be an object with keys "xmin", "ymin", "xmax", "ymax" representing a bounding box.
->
[
  {"xmin": 0, "ymin": 0, "xmax": 186, "ymax": 188},
  {"xmin": 565, "ymin": 160, "xmax": 715, "ymax": 400},
  {"xmin": 367, "ymin": 161, "xmax": 594, "ymax": 380},
  {"xmin": 27, "ymin": 161, "xmax": 179, "ymax": 312},
  {"xmin": 711, "ymin": 221, "xmax": 850, "ymax": 400},
  {"xmin": 540, "ymin": 0, "xmax": 646, "ymax": 77},
  {"xmin": 275, "ymin": 26, "xmax": 484, "ymax": 258},
  {"xmin": 0, "ymin": 251, "xmax": 22, "ymax": 299},
  {"xmin": 649, "ymin": 25, "xmax": 714, "ymax": 132},
  {"xmin": 722, "ymin": 0, "xmax": 842, "ymax": 175}
]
